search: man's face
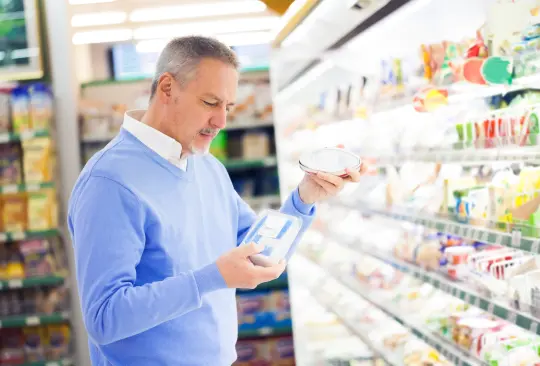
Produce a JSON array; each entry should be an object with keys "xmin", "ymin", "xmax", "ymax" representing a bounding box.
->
[{"xmin": 165, "ymin": 58, "xmax": 238, "ymax": 155}]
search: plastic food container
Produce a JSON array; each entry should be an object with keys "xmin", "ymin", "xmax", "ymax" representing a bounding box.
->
[
  {"xmin": 299, "ymin": 147, "xmax": 361, "ymax": 177},
  {"xmin": 239, "ymin": 210, "xmax": 302, "ymax": 267}
]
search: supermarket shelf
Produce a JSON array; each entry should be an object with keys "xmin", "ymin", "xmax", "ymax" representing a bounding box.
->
[
  {"xmin": 225, "ymin": 120, "xmax": 274, "ymax": 131},
  {"xmin": 222, "ymin": 156, "xmax": 278, "ymax": 170},
  {"xmin": 0, "ymin": 182, "xmax": 54, "ymax": 194},
  {"xmin": 310, "ymin": 291, "xmax": 400, "ymax": 365},
  {"xmin": 238, "ymin": 326, "xmax": 292, "ymax": 339},
  {"xmin": 0, "ymin": 129, "xmax": 50, "ymax": 143},
  {"xmin": 339, "ymin": 202, "xmax": 540, "ymax": 254},
  {"xmin": 0, "ymin": 312, "xmax": 69, "ymax": 328},
  {"xmin": 0, "ymin": 228, "xmax": 59, "ymax": 242},
  {"xmin": 21, "ymin": 359, "xmax": 73, "ymax": 366},
  {"xmin": 375, "ymin": 145, "xmax": 540, "ymax": 166},
  {"xmin": 237, "ymin": 276, "xmax": 288, "ymax": 293},
  {"xmin": 244, "ymin": 195, "xmax": 282, "ymax": 207},
  {"xmin": 303, "ymin": 256, "xmax": 483, "ymax": 366},
  {"xmin": 0, "ymin": 275, "xmax": 64, "ymax": 290},
  {"xmin": 332, "ymin": 234, "xmax": 540, "ymax": 337}
]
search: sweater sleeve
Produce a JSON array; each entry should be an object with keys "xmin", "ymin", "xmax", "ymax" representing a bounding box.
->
[
  {"xmin": 68, "ymin": 176, "xmax": 226, "ymax": 345},
  {"xmin": 236, "ymin": 187, "xmax": 316, "ymax": 260}
]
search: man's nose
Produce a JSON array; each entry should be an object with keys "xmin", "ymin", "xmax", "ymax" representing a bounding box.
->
[{"xmin": 210, "ymin": 109, "xmax": 227, "ymax": 129}]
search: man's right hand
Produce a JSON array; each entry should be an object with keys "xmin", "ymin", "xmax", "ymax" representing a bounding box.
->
[{"xmin": 216, "ymin": 243, "xmax": 286, "ymax": 289}]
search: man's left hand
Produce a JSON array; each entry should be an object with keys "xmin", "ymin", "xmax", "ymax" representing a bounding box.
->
[{"xmin": 298, "ymin": 165, "xmax": 364, "ymax": 205}]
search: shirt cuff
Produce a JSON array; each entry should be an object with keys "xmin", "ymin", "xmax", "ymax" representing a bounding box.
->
[
  {"xmin": 193, "ymin": 262, "xmax": 227, "ymax": 297},
  {"xmin": 292, "ymin": 187, "xmax": 315, "ymax": 215}
]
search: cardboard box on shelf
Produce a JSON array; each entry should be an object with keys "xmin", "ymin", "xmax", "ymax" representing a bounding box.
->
[{"xmin": 242, "ymin": 132, "xmax": 270, "ymax": 159}]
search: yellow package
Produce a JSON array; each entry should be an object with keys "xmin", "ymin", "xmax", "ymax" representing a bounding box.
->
[
  {"xmin": 2, "ymin": 193, "xmax": 27, "ymax": 232},
  {"xmin": 22, "ymin": 137, "xmax": 55, "ymax": 183},
  {"xmin": 27, "ymin": 189, "xmax": 57, "ymax": 231}
]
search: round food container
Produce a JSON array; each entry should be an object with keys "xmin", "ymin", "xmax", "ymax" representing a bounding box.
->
[
  {"xmin": 299, "ymin": 147, "xmax": 361, "ymax": 177},
  {"xmin": 445, "ymin": 246, "xmax": 475, "ymax": 265}
]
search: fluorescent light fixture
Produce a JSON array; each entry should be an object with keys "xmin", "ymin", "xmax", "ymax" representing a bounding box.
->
[
  {"xmin": 136, "ymin": 31, "xmax": 273, "ymax": 53},
  {"xmin": 69, "ymin": 0, "xmax": 116, "ymax": 4},
  {"xmin": 130, "ymin": 0, "xmax": 267, "ymax": 23},
  {"xmin": 72, "ymin": 29, "xmax": 132, "ymax": 44},
  {"xmin": 133, "ymin": 16, "xmax": 280, "ymax": 40},
  {"xmin": 71, "ymin": 11, "xmax": 127, "ymax": 27}
]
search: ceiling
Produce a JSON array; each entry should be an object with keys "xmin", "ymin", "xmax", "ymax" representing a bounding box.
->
[{"xmin": 67, "ymin": 0, "xmax": 283, "ymax": 45}]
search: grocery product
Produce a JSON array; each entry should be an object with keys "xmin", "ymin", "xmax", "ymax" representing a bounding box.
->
[
  {"xmin": 11, "ymin": 86, "xmax": 31, "ymax": 133},
  {"xmin": 45, "ymin": 324, "xmax": 71, "ymax": 360},
  {"xmin": 22, "ymin": 137, "xmax": 55, "ymax": 183},
  {"xmin": 0, "ymin": 143, "xmax": 23, "ymax": 185},
  {"xmin": 19, "ymin": 239, "xmax": 57, "ymax": 277},
  {"xmin": 23, "ymin": 326, "xmax": 46, "ymax": 362},
  {"xmin": 239, "ymin": 210, "xmax": 302, "ymax": 267},
  {"xmin": 27, "ymin": 189, "xmax": 58, "ymax": 231},
  {"xmin": 0, "ymin": 88, "xmax": 12, "ymax": 133},
  {"xmin": 2, "ymin": 193, "xmax": 27, "ymax": 232},
  {"xmin": 28, "ymin": 83, "xmax": 53, "ymax": 131},
  {"xmin": 299, "ymin": 147, "xmax": 361, "ymax": 177}
]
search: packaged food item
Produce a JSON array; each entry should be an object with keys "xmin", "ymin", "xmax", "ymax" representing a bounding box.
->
[
  {"xmin": 2, "ymin": 193, "xmax": 27, "ymax": 232},
  {"xmin": 45, "ymin": 324, "xmax": 71, "ymax": 360},
  {"xmin": 0, "ymin": 143, "xmax": 23, "ymax": 185},
  {"xmin": 239, "ymin": 210, "xmax": 302, "ymax": 267},
  {"xmin": 242, "ymin": 132, "xmax": 269, "ymax": 159},
  {"xmin": 0, "ymin": 88, "xmax": 12, "ymax": 133},
  {"xmin": 28, "ymin": 83, "xmax": 53, "ymax": 131},
  {"xmin": 20, "ymin": 239, "xmax": 56, "ymax": 277},
  {"xmin": 5, "ymin": 248, "xmax": 25, "ymax": 279},
  {"xmin": 0, "ymin": 329, "xmax": 25, "ymax": 365},
  {"xmin": 27, "ymin": 189, "xmax": 57, "ymax": 231},
  {"xmin": 11, "ymin": 86, "xmax": 31, "ymax": 133},
  {"xmin": 22, "ymin": 137, "xmax": 55, "ymax": 183},
  {"xmin": 235, "ymin": 340, "xmax": 271, "ymax": 366},
  {"xmin": 23, "ymin": 326, "xmax": 47, "ymax": 362},
  {"xmin": 299, "ymin": 147, "xmax": 361, "ymax": 177},
  {"xmin": 269, "ymin": 337, "xmax": 295, "ymax": 366}
]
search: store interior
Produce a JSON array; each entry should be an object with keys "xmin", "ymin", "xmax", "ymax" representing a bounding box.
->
[{"xmin": 0, "ymin": 0, "xmax": 540, "ymax": 365}]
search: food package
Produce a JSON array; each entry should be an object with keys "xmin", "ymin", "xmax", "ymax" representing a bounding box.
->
[
  {"xmin": 2, "ymin": 193, "xmax": 27, "ymax": 232},
  {"xmin": 11, "ymin": 86, "xmax": 31, "ymax": 133},
  {"xmin": 0, "ymin": 143, "xmax": 23, "ymax": 185},
  {"xmin": 0, "ymin": 88, "xmax": 12, "ymax": 133},
  {"xmin": 22, "ymin": 137, "xmax": 55, "ymax": 183},
  {"xmin": 19, "ymin": 239, "xmax": 56, "ymax": 277},
  {"xmin": 28, "ymin": 83, "xmax": 53, "ymax": 131},
  {"xmin": 242, "ymin": 132, "xmax": 269, "ymax": 159},
  {"xmin": 27, "ymin": 189, "xmax": 58, "ymax": 231},
  {"xmin": 45, "ymin": 324, "xmax": 71, "ymax": 360},
  {"xmin": 23, "ymin": 326, "xmax": 47, "ymax": 362},
  {"xmin": 235, "ymin": 340, "xmax": 271, "ymax": 366},
  {"xmin": 269, "ymin": 337, "xmax": 295, "ymax": 366}
]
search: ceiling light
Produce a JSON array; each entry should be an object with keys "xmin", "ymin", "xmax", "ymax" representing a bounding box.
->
[
  {"xmin": 71, "ymin": 11, "xmax": 127, "ymax": 27},
  {"xmin": 133, "ymin": 16, "xmax": 279, "ymax": 40},
  {"xmin": 136, "ymin": 31, "xmax": 273, "ymax": 53},
  {"xmin": 130, "ymin": 0, "xmax": 267, "ymax": 23},
  {"xmin": 72, "ymin": 29, "xmax": 132, "ymax": 44},
  {"xmin": 69, "ymin": 0, "xmax": 117, "ymax": 4}
]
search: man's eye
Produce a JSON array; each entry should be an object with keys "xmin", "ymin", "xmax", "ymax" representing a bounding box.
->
[{"xmin": 203, "ymin": 100, "xmax": 217, "ymax": 107}]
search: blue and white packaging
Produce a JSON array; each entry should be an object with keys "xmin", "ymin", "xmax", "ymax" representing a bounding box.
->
[{"xmin": 240, "ymin": 210, "xmax": 302, "ymax": 267}]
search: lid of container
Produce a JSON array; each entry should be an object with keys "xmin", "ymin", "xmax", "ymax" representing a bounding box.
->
[{"xmin": 299, "ymin": 147, "xmax": 360, "ymax": 175}]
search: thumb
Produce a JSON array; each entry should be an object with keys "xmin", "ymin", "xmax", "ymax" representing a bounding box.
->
[{"xmin": 237, "ymin": 242, "xmax": 264, "ymax": 257}]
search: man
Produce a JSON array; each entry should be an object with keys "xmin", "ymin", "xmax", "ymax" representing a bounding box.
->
[{"xmin": 68, "ymin": 36, "xmax": 362, "ymax": 366}]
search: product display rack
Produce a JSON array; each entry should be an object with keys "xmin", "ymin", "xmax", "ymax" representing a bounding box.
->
[{"xmin": 271, "ymin": 0, "xmax": 540, "ymax": 364}]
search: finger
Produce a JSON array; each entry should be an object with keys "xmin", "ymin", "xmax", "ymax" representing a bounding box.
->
[
  {"xmin": 316, "ymin": 171, "xmax": 344, "ymax": 187},
  {"xmin": 345, "ymin": 167, "xmax": 362, "ymax": 182},
  {"xmin": 311, "ymin": 175, "xmax": 339, "ymax": 193},
  {"xmin": 252, "ymin": 262, "xmax": 286, "ymax": 281},
  {"xmin": 237, "ymin": 242, "xmax": 264, "ymax": 257}
]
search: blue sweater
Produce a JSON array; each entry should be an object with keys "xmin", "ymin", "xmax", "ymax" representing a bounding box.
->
[{"xmin": 67, "ymin": 128, "xmax": 315, "ymax": 366}]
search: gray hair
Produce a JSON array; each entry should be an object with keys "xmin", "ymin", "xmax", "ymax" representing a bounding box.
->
[{"xmin": 150, "ymin": 36, "xmax": 240, "ymax": 99}]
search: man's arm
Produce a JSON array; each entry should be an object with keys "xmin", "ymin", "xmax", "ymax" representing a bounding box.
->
[
  {"xmin": 69, "ymin": 176, "xmax": 226, "ymax": 345},
  {"xmin": 236, "ymin": 187, "xmax": 316, "ymax": 260}
]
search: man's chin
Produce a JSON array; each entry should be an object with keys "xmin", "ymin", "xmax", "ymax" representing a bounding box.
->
[{"xmin": 189, "ymin": 144, "xmax": 210, "ymax": 156}]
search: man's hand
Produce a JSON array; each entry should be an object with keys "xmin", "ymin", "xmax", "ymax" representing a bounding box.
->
[
  {"xmin": 216, "ymin": 243, "xmax": 286, "ymax": 289},
  {"xmin": 298, "ymin": 145, "xmax": 365, "ymax": 205}
]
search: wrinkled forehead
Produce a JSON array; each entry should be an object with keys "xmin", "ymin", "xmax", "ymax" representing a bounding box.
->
[{"xmin": 188, "ymin": 59, "xmax": 238, "ymax": 103}]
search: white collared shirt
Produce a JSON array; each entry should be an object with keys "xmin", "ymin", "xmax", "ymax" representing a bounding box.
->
[{"xmin": 123, "ymin": 110, "xmax": 187, "ymax": 171}]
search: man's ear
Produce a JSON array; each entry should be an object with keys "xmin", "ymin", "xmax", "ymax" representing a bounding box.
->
[{"xmin": 158, "ymin": 73, "xmax": 174, "ymax": 102}]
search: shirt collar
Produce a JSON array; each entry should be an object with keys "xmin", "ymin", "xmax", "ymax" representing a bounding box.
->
[{"xmin": 122, "ymin": 110, "xmax": 187, "ymax": 171}]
